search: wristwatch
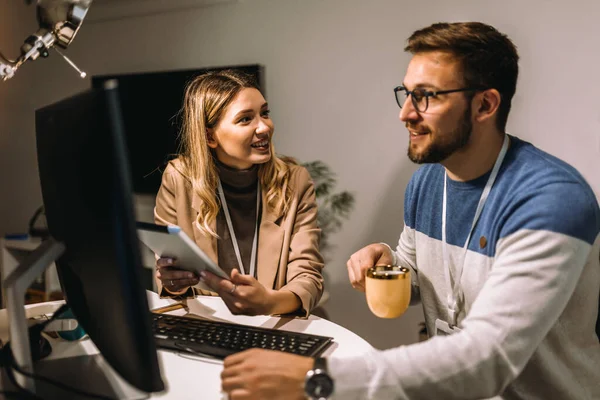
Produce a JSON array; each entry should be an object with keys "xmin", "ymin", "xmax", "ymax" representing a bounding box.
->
[{"xmin": 305, "ymin": 357, "xmax": 334, "ymax": 400}]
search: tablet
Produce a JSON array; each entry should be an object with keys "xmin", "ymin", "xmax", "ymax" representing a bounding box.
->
[{"xmin": 136, "ymin": 221, "xmax": 230, "ymax": 281}]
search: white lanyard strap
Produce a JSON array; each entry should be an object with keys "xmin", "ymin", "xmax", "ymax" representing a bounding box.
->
[
  {"xmin": 442, "ymin": 134, "xmax": 509, "ymax": 326},
  {"xmin": 217, "ymin": 179, "xmax": 260, "ymax": 278}
]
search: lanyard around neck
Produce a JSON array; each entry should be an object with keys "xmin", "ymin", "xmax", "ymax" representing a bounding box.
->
[
  {"xmin": 217, "ymin": 178, "xmax": 260, "ymax": 278},
  {"xmin": 442, "ymin": 134, "xmax": 509, "ymax": 327}
]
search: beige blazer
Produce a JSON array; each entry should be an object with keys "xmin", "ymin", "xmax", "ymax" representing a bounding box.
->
[{"xmin": 154, "ymin": 158, "xmax": 325, "ymax": 314}]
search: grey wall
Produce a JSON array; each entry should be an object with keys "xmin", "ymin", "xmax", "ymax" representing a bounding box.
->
[{"xmin": 1, "ymin": 0, "xmax": 599, "ymax": 350}]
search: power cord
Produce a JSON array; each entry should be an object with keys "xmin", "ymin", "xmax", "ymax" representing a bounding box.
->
[
  {"xmin": 0, "ymin": 341, "xmax": 46, "ymax": 400},
  {"xmin": 0, "ymin": 391, "xmax": 34, "ymax": 399},
  {"xmin": 0, "ymin": 304, "xmax": 119, "ymax": 400},
  {"xmin": 5, "ymin": 351, "xmax": 115, "ymax": 400}
]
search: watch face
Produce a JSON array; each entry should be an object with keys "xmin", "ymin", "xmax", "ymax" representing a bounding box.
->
[{"xmin": 306, "ymin": 373, "xmax": 334, "ymax": 398}]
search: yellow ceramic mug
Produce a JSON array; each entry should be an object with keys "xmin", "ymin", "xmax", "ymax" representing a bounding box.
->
[{"xmin": 365, "ymin": 265, "xmax": 411, "ymax": 318}]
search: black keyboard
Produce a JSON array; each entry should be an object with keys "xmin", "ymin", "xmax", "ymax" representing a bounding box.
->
[{"xmin": 151, "ymin": 313, "xmax": 334, "ymax": 359}]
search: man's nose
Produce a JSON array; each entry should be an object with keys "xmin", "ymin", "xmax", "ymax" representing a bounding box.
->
[{"xmin": 399, "ymin": 98, "xmax": 418, "ymax": 122}]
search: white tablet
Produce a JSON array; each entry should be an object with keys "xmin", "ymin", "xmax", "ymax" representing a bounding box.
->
[{"xmin": 136, "ymin": 222, "xmax": 230, "ymax": 280}]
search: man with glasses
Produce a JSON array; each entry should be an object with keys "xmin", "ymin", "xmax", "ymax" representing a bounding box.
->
[{"xmin": 220, "ymin": 22, "xmax": 600, "ymax": 400}]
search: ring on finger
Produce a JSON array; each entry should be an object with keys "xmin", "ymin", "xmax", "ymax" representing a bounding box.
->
[{"xmin": 229, "ymin": 284, "xmax": 237, "ymax": 294}]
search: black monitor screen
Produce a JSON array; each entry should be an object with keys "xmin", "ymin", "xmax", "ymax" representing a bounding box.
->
[
  {"xmin": 35, "ymin": 82, "xmax": 164, "ymax": 393},
  {"xmin": 91, "ymin": 64, "xmax": 264, "ymax": 194}
]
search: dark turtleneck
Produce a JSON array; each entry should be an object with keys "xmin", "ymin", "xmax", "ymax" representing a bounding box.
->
[{"xmin": 215, "ymin": 160, "xmax": 260, "ymax": 277}]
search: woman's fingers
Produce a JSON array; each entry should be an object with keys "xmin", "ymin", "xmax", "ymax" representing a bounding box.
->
[
  {"xmin": 199, "ymin": 269, "xmax": 270, "ymax": 315},
  {"xmin": 219, "ymin": 293, "xmax": 244, "ymax": 314},
  {"xmin": 156, "ymin": 263, "xmax": 199, "ymax": 289},
  {"xmin": 230, "ymin": 269, "xmax": 256, "ymax": 286},
  {"xmin": 157, "ymin": 267, "xmax": 196, "ymax": 281},
  {"xmin": 200, "ymin": 271, "xmax": 236, "ymax": 294},
  {"xmin": 213, "ymin": 274, "xmax": 269, "ymax": 315},
  {"xmin": 156, "ymin": 257, "xmax": 178, "ymax": 268}
]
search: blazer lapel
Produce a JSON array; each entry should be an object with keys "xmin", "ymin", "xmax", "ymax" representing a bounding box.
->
[
  {"xmin": 257, "ymin": 191, "xmax": 284, "ymax": 289},
  {"xmin": 191, "ymin": 187, "xmax": 284, "ymax": 288}
]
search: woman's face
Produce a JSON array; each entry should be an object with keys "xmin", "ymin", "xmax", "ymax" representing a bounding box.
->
[{"xmin": 208, "ymin": 87, "xmax": 273, "ymax": 170}]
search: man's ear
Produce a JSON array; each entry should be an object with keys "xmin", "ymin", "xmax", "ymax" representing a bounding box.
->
[
  {"xmin": 474, "ymin": 89, "xmax": 501, "ymax": 124},
  {"xmin": 206, "ymin": 128, "xmax": 218, "ymax": 149}
]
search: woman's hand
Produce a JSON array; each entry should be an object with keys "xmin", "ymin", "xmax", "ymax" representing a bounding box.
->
[
  {"xmin": 201, "ymin": 269, "xmax": 275, "ymax": 316},
  {"xmin": 156, "ymin": 257, "xmax": 200, "ymax": 293}
]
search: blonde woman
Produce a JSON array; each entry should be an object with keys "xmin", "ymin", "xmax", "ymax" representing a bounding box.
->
[{"xmin": 154, "ymin": 70, "xmax": 324, "ymax": 317}]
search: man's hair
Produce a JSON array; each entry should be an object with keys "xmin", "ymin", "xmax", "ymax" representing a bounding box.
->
[{"xmin": 405, "ymin": 22, "xmax": 519, "ymax": 131}]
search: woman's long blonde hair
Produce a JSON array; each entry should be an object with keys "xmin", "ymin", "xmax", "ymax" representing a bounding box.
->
[{"xmin": 177, "ymin": 69, "xmax": 294, "ymax": 237}]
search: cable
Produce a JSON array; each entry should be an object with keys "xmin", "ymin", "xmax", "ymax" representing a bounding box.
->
[
  {"xmin": 8, "ymin": 355, "xmax": 116, "ymax": 400},
  {"xmin": 0, "ymin": 391, "xmax": 32, "ymax": 399},
  {"xmin": 0, "ymin": 304, "xmax": 120, "ymax": 400},
  {"xmin": 0, "ymin": 344, "xmax": 43, "ymax": 400}
]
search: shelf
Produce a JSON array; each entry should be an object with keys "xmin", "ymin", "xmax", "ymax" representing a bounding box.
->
[
  {"xmin": 4, "ymin": 238, "xmax": 44, "ymax": 252},
  {"xmin": 1, "ymin": 238, "xmax": 62, "ymax": 307}
]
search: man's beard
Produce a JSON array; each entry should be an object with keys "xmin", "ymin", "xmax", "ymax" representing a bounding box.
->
[{"xmin": 407, "ymin": 109, "xmax": 472, "ymax": 164}]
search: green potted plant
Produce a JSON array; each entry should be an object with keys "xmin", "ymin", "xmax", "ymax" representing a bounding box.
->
[
  {"xmin": 302, "ymin": 160, "xmax": 355, "ymax": 258},
  {"xmin": 302, "ymin": 161, "xmax": 355, "ymax": 317}
]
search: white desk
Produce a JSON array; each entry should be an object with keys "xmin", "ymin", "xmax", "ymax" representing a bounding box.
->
[{"xmin": 0, "ymin": 291, "xmax": 373, "ymax": 400}]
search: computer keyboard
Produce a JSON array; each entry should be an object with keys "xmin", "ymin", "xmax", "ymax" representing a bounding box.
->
[{"xmin": 151, "ymin": 313, "xmax": 334, "ymax": 359}]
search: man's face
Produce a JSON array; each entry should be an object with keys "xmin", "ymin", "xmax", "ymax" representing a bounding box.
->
[{"xmin": 400, "ymin": 51, "xmax": 473, "ymax": 164}]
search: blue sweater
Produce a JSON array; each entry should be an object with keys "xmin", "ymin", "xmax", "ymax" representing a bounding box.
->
[
  {"xmin": 405, "ymin": 135, "xmax": 598, "ymax": 255},
  {"xmin": 329, "ymin": 136, "xmax": 600, "ymax": 400}
]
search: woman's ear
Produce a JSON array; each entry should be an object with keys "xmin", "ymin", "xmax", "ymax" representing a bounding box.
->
[
  {"xmin": 474, "ymin": 88, "xmax": 501, "ymax": 124},
  {"xmin": 206, "ymin": 128, "xmax": 218, "ymax": 149}
]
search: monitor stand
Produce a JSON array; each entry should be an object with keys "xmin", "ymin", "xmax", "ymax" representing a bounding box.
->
[
  {"xmin": 1, "ymin": 237, "xmax": 149, "ymax": 399},
  {"xmin": 1, "ymin": 237, "xmax": 151, "ymax": 399},
  {"xmin": 2, "ymin": 237, "xmax": 65, "ymax": 393},
  {"xmin": 0, "ymin": 353, "xmax": 147, "ymax": 399}
]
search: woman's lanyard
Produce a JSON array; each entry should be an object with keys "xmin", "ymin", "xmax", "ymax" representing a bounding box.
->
[
  {"xmin": 442, "ymin": 134, "xmax": 509, "ymax": 327},
  {"xmin": 217, "ymin": 179, "xmax": 261, "ymax": 278}
]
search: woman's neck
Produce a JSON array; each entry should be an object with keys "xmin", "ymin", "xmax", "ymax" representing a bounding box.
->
[{"xmin": 215, "ymin": 158, "xmax": 258, "ymax": 189}]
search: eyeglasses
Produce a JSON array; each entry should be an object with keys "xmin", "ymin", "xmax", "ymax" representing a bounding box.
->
[{"xmin": 393, "ymin": 86, "xmax": 485, "ymax": 112}]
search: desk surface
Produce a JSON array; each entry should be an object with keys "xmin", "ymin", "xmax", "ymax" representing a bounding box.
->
[{"xmin": 0, "ymin": 291, "xmax": 373, "ymax": 400}]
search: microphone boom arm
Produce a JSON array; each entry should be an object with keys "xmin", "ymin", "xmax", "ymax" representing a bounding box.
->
[{"xmin": 0, "ymin": 0, "xmax": 92, "ymax": 81}]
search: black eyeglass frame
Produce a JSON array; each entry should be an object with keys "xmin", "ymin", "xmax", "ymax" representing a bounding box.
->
[{"xmin": 393, "ymin": 86, "xmax": 487, "ymax": 112}]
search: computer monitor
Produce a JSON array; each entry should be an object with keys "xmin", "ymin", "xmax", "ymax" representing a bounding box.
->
[{"xmin": 35, "ymin": 81, "xmax": 165, "ymax": 393}]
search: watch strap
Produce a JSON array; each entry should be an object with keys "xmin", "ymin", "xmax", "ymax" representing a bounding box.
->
[
  {"xmin": 305, "ymin": 357, "xmax": 334, "ymax": 400},
  {"xmin": 313, "ymin": 357, "xmax": 328, "ymax": 372}
]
